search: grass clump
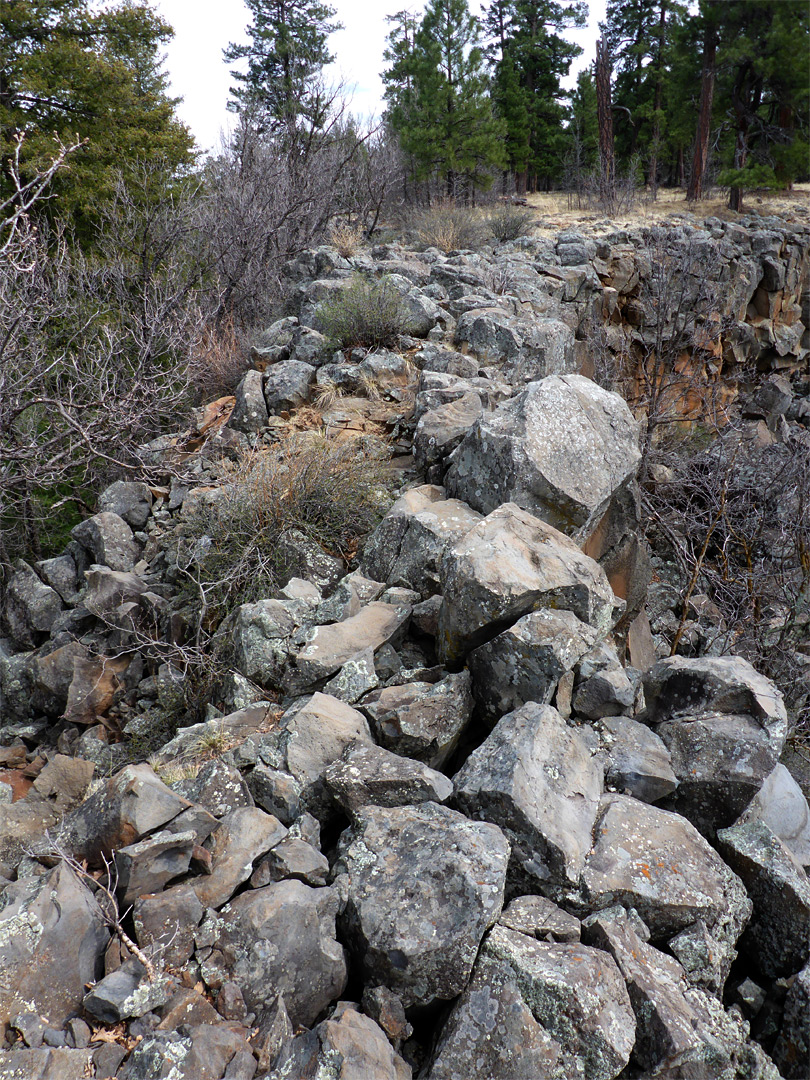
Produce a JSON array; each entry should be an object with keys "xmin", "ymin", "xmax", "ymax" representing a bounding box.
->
[
  {"xmin": 408, "ymin": 199, "xmax": 492, "ymax": 253},
  {"xmin": 329, "ymin": 218, "xmax": 364, "ymax": 258},
  {"xmin": 179, "ymin": 433, "xmax": 393, "ymax": 619},
  {"xmin": 317, "ymin": 275, "xmax": 411, "ymax": 349}
]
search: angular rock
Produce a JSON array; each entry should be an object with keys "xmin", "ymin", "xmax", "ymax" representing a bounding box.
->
[
  {"xmin": 580, "ymin": 794, "xmax": 751, "ymax": 974},
  {"xmin": 194, "ymin": 806, "xmax": 287, "ymax": 909},
  {"xmin": 335, "ymin": 801, "xmax": 509, "ymax": 1007},
  {"xmin": 35, "ymin": 552, "xmax": 80, "ymax": 603},
  {"xmin": 454, "ymin": 702, "xmax": 602, "ymax": 890},
  {"xmin": 438, "ymin": 503, "xmax": 618, "ymax": 666},
  {"xmin": 573, "ymin": 667, "xmax": 635, "ymax": 720},
  {"xmin": 3, "ymin": 562, "xmax": 63, "ymax": 648},
  {"xmin": 773, "ymin": 956, "xmax": 810, "ymax": 1079},
  {"xmin": 229, "ymin": 369, "xmax": 268, "ymax": 433},
  {"xmin": 114, "ymin": 828, "xmax": 196, "ymax": 907},
  {"xmin": 498, "ymin": 895, "xmax": 581, "ymax": 943},
  {"xmin": 71, "ymin": 511, "xmax": 140, "ymax": 571},
  {"xmin": 321, "ymin": 646, "xmax": 379, "ymax": 703},
  {"xmin": 598, "ymin": 715, "xmax": 678, "ymax": 803},
  {"xmin": 230, "ymin": 598, "xmax": 296, "ymax": 692},
  {"xmin": 177, "ymin": 759, "xmax": 254, "ymax": 819},
  {"xmin": 361, "ymin": 671, "xmax": 473, "ymax": 768},
  {"xmin": 468, "ymin": 608, "xmax": 599, "ymax": 724},
  {"xmin": 133, "ymin": 885, "xmax": 205, "ymax": 970},
  {"xmin": 445, "ymin": 375, "xmax": 640, "ymax": 541},
  {"xmin": 197, "ymin": 879, "xmax": 347, "ymax": 1029},
  {"xmin": 288, "ymin": 601, "xmax": 410, "ymax": 693},
  {"xmin": 482, "ymin": 925, "xmax": 635, "ymax": 1080},
  {"xmin": 273, "ymin": 1004, "xmax": 412, "ymax": 1080},
  {"xmin": 250, "ymin": 836, "xmax": 329, "ymax": 888},
  {"xmin": 84, "ymin": 957, "xmax": 171, "ymax": 1023},
  {"xmin": 324, "ymin": 742, "xmax": 453, "ymax": 812},
  {"xmin": 454, "ymin": 308, "xmax": 575, "ymax": 384},
  {"xmin": 738, "ymin": 763, "xmax": 810, "ymax": 867},
  {"xmin": 657, "ymin": 712, "xmax": 778, "ymax": 837},
  {"xmin": 262, "ymin": 359, "xmax": 316, "ymax": 413},
  {"xmin": 97, "ymin": 480, "xmax": 154, "ymax": 529},
  {"xmin": 362, "ymin": 485, "xmax": 482, "ymax": 599},
  {"xmin": 0, "ymin": 862, "xmax": 109, "ymax": 1028},
  {"xmin": 413, "ymin": 391, "xmax": 483, "ymax": 472},
  {"xmin": 82, "ymin": 566, "xmax": 148, "ymax": 619},
  {"xmin": 117, "ymin": 1024, "xmax": 253, "ymax": 1080},
  {"xmin": 0, "ymin": 1049, "xmax": 96, "ymax": 1078},
  {"xmin": 716, "ymin": 819, "xmax": 810, "ymax": 978},
  {"xmin": 643, "ymin": 655, "xmax": 788, "ymax": 756}
]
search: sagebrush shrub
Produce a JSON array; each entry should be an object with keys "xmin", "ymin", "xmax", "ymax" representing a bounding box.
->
[
  {"xmin": 407, "ymin": 199, "xmax": 492, "ymax": 253},
  {"xmin": 484, "ymin": 203, "xmax": 537, "ymax": 242},
  {"xmin": 316, "ymin": 275, "xmax": 410, "ymax": 349}
]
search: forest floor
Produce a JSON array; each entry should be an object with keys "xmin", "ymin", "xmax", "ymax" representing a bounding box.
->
[{"xmin": 525, "ymin": 182, "xmax": 810, "ymax": 234}]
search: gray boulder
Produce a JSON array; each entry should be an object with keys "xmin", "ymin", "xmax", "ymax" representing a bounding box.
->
[
  {"xmin": 71, "ymin": 511, "xmax": 140, "ymax": 571},
  {"xmin": 97, "ymin": 480, "xmax": 153, "ymax": 529},
  {"xmin": 413, "ymin": 391, "xmax": 483, "ymax": 474},
  {"xmin": 468, "ymin": 608, "xmax": 599, "ymax": 724},
  {"xmin": 335, "ymin": 801, "xmax": 509, "ymax": 1007},
  {"xmin": 323, "ymin": 742, "xmax": 453, "ymax": 812},
  {"xmin": 598, "ymin": 715, "xmax": 678, "ymax": 803},
  {"xmin": 192, "ymin": 806, "xmax": 287, "ymax": 909},
  {"xmin": 454, "ymin": 702, "xmax": 602, "ymax": 890},
  {"xmin": 772, "ymin": 956, "xmax": 810, "ymax": 1079},
  {"xmin": 437, "ymin": 503, "xmax": 618, "ymax": 666},
  {"xmin": 498, "ymin": 895, "xmax": 581, "ymax": 943},
  {"xmin": 114, "ymin": 828, "xmax": 196, "ymax": 907},
  {"xmin": 2, "ymin": 561, "xmax": 63, "ymax": 648},
  {"xmin": 738, "ymin": 763, "xmax": 810, "ymax": 867},
  {"xmin": 262, "ymin": 359, "xmax": 316, "ymax": 413},
  {"xmin": 229, "ymin": 369, "xmax": 269, "ymax": 433},
  {"xmin": 642, "ymin": 655, "xmax": 788, "ymax": 756},
  {"xmin": 454, "ymin": 308, "xmax": 576, "ymax": 384},
  {"xmin": 197, "ymin": 880, "xmax": 347, "ymax": 1030},
  {"xmin": 482, "ymin": 925, "xmax": 635, "ymax": 1080},
  {"xmin": 716, "ymin": 819, "xmax": 810, "ymax": 978},
  {"xmin": 445, "ymin": 374, "xmax": 640, "ymax": 542},
  {"xmin": 362, "ymin": 484, "xmax": 482, "ymax": 599},
  {"xmin": 361, "ymin": 670, "xmax": 473, "ymax": 768}
]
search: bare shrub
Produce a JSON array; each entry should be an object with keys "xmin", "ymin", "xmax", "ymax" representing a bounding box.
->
[
  {"xmin": 316, "ymin": 275, "xmax": 411, "ymax": 349},
  {"xmin": 407, "ymin": 199, "xmax": 492, "ymax": 252},
  {"xmin": 190, "ymin": 317, "xmax": 251, "ymax": 401},
  {"xmin": 329, "ymin": 218, "xmax": 365, "ymax": 257},
  {"xmin": 177, "ymin": 434, "xmax": 393, "ymax": 619},
  {"xmin": 484, "ymin": 203, "xmax": 537, "ymax": 242}
]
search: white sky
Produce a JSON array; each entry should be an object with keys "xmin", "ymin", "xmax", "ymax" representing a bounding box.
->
[{"xmin": 155, "ymin": 0, "xmax": 606, "ymax": 155}]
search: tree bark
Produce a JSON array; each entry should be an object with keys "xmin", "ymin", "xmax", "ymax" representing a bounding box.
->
[
  {"xmin": 687, "ymin": 9, "xmax": 718, "ymax": 202},
  {"xmin": 596, "ymin": 36, "xmax": 615, "ymax": 212}
]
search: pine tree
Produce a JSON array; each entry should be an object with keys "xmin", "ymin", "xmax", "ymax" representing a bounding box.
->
[
  {"xmin": 224, "ymin": 0, "xmax": 342, "ymax": 130},
  {"xmin": 386, "ymin": 0, "xmax": 506, "ymax": 198},
  {"xmin": 0, "ymin": 0, "xmax": 194, "ymax": 235}
]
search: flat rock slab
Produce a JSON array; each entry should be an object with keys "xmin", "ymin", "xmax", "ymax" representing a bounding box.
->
[
  {"xmin": 454, "ymin": 702, "xmax": 602, "ymax": 889},
  {"xmin": 643, "ymin": 655, "xmax": 788, "ymax": 756},
  {"xmin": 580, "ymin": 793, "xmax": 751, "ymax": 952},
  {"xmin": 716, "ymin": 820, "xmax": 810, "ymax": 978},
  {"xmin": 482, "ymin": 925, "xmax": 635, "ymax": 1080},
  {"xmin": 438, "ymin": 503, "xmax": 617, "ymax": 666},
  {"xmin": 197, "ymin": 879, "xmax": 346, "ymax": 1030},
  {"xmin": 324, "ymin": 742, "xmax": 453, "ymax": 812},
  {"xmin": 445, "ymin": 373, "xmax": 640, "ymax": 542},
  {"xmin": 468, "ymin": 608, "xmax": 599, "ymax": 723},
  {"xmin": 335, "ymin": 801, "xmax": 509, "ymax": 1008},
  {"xmin": 498, "ymin": 895, "xmax": 581, "ymax": 943}
]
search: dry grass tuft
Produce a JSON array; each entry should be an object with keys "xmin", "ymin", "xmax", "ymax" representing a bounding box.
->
[{"xmin": 329, "ymin": 218, "xmax": 365, "ymax": 258}]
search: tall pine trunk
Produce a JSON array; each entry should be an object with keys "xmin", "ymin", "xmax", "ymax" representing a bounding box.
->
[
  {"xmin": 596, "ymin": 37, "xmax": 615, "ymax": 212},
  {"xmin": 687, "ymin": 10, "xmax": 718, "ymax": 202}
]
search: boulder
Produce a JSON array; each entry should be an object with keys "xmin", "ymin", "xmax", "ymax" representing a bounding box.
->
[
  {"xmin": 454, "ymin": 308, "xmax": 576, "ymax": 384},
  {"xmin": 193, "ymin": 806, "xmax": 287, "ymax": 909},
  {"xmin": 2, "ymin": 561, "xmax": 63, "ymax": 648},
  {"xmin": 716, "ymin": 820, "xmax": 810, "ymax": 978},
  {"xmin": 250, "ymin": 835, "xmax": 329, "ymax": 888},
  {"xmin": 413, "ymin": 392, "xmax": 483, "ymax": 473},
  {"xmin": 231, "ymin": 598, "xmax": 296, "ymax": 692},
  {"xmin": 0, "ymin": 862, "xmax": 109, "ymax": 1028},
  {"xmin": 335, "ymin": 801, "xmax": 509, "ymax": 1007},
  {"xmin": 262, "ymin": 359, "xmax": 316, "ymax": 413},
  {"xmin": 114, "ymin": 829, "xmax": 196, "ymax": 907},
  {"xmin": 362, "ymin": 485, "xmax": 482, "ymax": 599},
  {"xmin": 482, "ymin": 925, "xmax": 635, "ymax": 1080},
  {"xmin": 361, "ymin": 671, "xmax": 473, "ymax": 768},
  {"xmin": 468, "ymin": 608, "xmax": 599, "ymax": 724},
  {"xmin": 445, "ymin": 374, "xmax": 640, "ymax": 542},
  {"xmin": 133, "ymin": 885, "xmax": 205, "ymax": 970},
  {"xmin": 642, "ymin": 655, "xmax": 788, "ymax": 756},
  {"xmin": 323, "ymin": 742, "xmax": 453, "ymax": 812},
  {"xmin": 498, "ymin": 895, "xmax": 581, "ymax": 943},
  {"xmin": 97, "ymin": 480, "xmax": 153, "ymax": 529},
  {"xmin": 197, "ymin": 879, "xmax": 347, "ymax": 1029},
  {"xmin": 772, "ymin": 956, "xmax": 810, "ymax": 1079},
  {"xmin": 71, "ymin": 511, "xmax": 140, "ymax": 571},
  {"xmin": 437, "ymin": 503, "xmax": 618, "ymax": 666},
  {"xmin": 738, "ymin": 763, "xmax": 810, "ymax": 867},
  {"xmin": 84, "ymin": 957, "xmax": 171, "ymax": 1023},
  {"xmin": 454, "ymin": 702, "xmax": 602, "ymax": 890},
  {"xmin": 598, "ymin": 715, "xmax": 678, "ymax": 804},
  {"xmin": 229, "ymin": 369, "xmax": 268, "ymax": 433}
]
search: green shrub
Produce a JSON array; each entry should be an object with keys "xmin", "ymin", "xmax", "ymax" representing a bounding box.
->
[
  {"xmin": 484, "ymin": 203, "xmax": 537, "ymax": 242},
  {"xmin": 317, "ymin": 275, "xmax": 411, "ymax": 349}
]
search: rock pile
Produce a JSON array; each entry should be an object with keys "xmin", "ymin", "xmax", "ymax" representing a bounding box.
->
[{"xmin": 1, "ymin": 213, "xmax": 809, "ymax": 1078}]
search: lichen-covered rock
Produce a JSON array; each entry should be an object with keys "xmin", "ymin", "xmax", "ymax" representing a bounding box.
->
[
  {"xmin": 262, "ymin": 359, "xmax": 316, "ymax": 413},
  {"xmin": 197, "ymin": 879, "xmax": 347, "ymax": 1029},
  {"xmin": 229, "ymin": 368, "xmax": 268, "ymax": 433},
  {"xmin": 2, "ymin": 561, "xmax": 63, "ymax": 648},
  {"xmin": 497, "ymin": 895, "xmax": 581, "ymax": 943},
  {"xmin": 323, "ymin": 742, "xmax": 453, "ymax": 812},
  {"xmin": 334, "ymin": 801, "xmax": 509, "ymax": 1008},
  {"xmin": 482, "ymin": 925, "xmax": 635, "ymax": 1080},
  {"xmin": 454, "ymin": 702, "xmax": 602, "ymax": 890},
  {"xmin": 445, "ymin": 374, "xmax": 640, "ymax": 541},
  {"xmin": 97, "ymin": 480, "xmax": 154, "ymax": 529},
  {"xmin": 437, "ymin": 503, "xmax": 618, "ymax": 666},
  {"xmin": 468, "ymin": 608, "xmax": 599, "ymax": 724},
  {"xmin": 773, "ymin": 956, "xmax": 810, "ymax": 1079},
  {"xmin": 738, "ymin": 763, "xmax": 810, "ymax": 868},
  {"xmin": 598, "ymin": 715, "xmax": 678, "ymax": 804},
  {"xmin": 716, "ymin": 819, "xmax": 810, "ymax": 978},
  {"xmin": 413, "ymin": 392, "xmax": 483, "ymax": 473},
  {"xmin": 643, "ymin": 655, "xmax": 788, "ymax": 756},
  {"xmin": 71, "ymin": 511, "xmax": 140, "ymax": 571}
]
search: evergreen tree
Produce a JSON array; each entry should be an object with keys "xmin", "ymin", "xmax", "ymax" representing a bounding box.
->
[
  {"xmin": 386, "ymin": 0, "xmax": 506, "ymax": 197},
  {"xmin": 564, "ymin": 68, "xmax": 598, "ymax": 194},
  {"xmin": 482, "ymin": 0, "xmax": 586, "ymax": 192},
  {"xmin": 224, "ymin": 0, "xmax": 342, "ymax": 130},
  {"xmin": 0, "ymin": 0, "xmax": 194, "ymax": 234}
]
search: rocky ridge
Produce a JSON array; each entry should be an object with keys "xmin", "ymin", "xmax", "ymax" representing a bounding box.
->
[{"xmin": 0, "ymin": 209, "xmax": 809, "ymax": 1078}]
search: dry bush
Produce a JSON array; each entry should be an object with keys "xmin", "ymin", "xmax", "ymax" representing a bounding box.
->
[
  {"xmin": 407, "ymin": 199, "xmax": 492, "ymax": 253},
  {"xmin": 177, "ymin": 434, "xmax": 393, "ymax": 619},
  {"xmin": 329, "ymin": 218, "xmax": 364, "ymax": 257},
  {"xmin": 484, "ymin": 203, "xmax": 537, "ymax": 242},
  {"xmin": 190, "ymin": 318, "xmax": 251, "ymax": 401},
  {"xmin": 316, "ymin": 275, "xmax": 411, "ymax": 349}
]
